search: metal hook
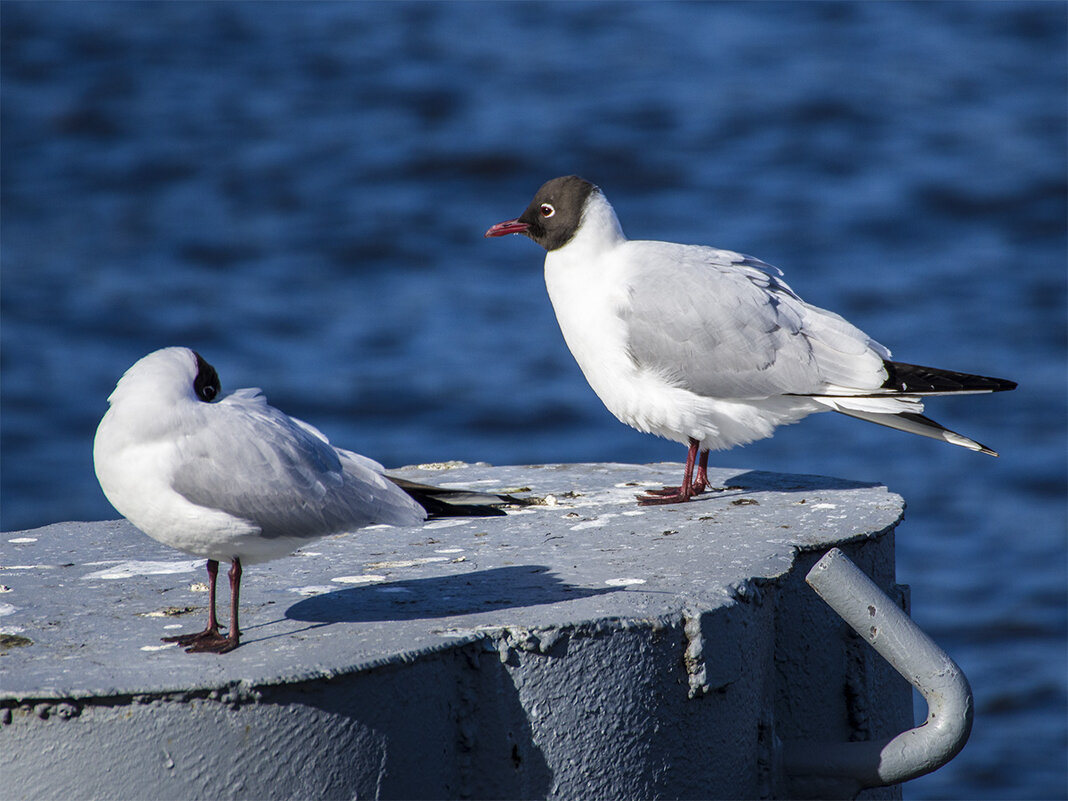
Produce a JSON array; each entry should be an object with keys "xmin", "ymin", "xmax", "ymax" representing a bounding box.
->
[{"xmin": 782, "ymin": 547, "xmax": 973, "ymax": 798}]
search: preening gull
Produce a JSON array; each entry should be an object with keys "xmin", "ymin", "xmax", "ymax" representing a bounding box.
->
[{"xmin": 94, "ymin": 347, "xmax": 512, "ymax": 652}]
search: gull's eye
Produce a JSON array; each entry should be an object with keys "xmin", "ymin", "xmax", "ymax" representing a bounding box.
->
[{"xmin": 540, "ymin": 203, "xmax": 555, "ymax": 218}]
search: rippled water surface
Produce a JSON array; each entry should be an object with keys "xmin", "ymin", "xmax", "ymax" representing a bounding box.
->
[{"xmin": 2, "ymin": 3, "xmax": 1065, "ymax": 798}]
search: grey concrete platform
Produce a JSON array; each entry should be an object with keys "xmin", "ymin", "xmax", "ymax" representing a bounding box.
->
[{"xmin": 0, "ymin": 462, "xmax": 912, "ymax": 800}]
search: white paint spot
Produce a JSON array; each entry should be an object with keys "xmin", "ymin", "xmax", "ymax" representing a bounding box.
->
[
  {"xmin": 7, "ymin": 537, "xmax": 37, "ymax": 544},
  {"xmin": 163, "ymin": 624, "xmax": 183, "ymax": 630},
  {"xmin": 2, "ymin": 564, "xmax": 54, "ymax": 570},
  {"xmin": 424, "ymin": 519, "xmax": 470, "ymax": 530},
  {"xmin": 140, "ymin": 643, "xmax": 177, "ymax": 652},
  {"xmin": 434, "ymin": 548, "xmax": 465, "ymax": 554},
  {"xmin": 81, "ymin": 560, "xmax": 201, "ymax": 580},
  {"xmin": 570, "ymin": 513, "xmax": 619, "ymax": 531},
  {"xmin": 331, "ymin": 575, "xmax": 387, "ymax": 585},
  {"xmin": 813, "ymin": 503, "xmax": 838, "ymax": 510},
  {"xmin": 365, "ymin": 557, "xmax": 449, "ymax": 569},
  {"xmin": 604, "ymin": 578, "xmax": 646, "ymax": 587},
  {"xmin": 0, "ymin": 602, "xmax": 17, "ymax": 616},
  {"xmin": 288, "ymin": 585, "xmax": 337, "ymax": 596}
]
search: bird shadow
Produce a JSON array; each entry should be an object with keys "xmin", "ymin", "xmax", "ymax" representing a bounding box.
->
[
  {"xmin": 723, "ymin": 469, "xmax": 883, "ymax": 494},
  {"xmin": 284, "ymin": 564, "xmax": 619, "ymax": 624}
]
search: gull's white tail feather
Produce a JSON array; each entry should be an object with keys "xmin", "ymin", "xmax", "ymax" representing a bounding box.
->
[{"xmin": 832, "ymin": 408, "xmax": 998, "ymax": 456}]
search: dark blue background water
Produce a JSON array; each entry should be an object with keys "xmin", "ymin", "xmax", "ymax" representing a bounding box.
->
[{"xmin": 2, "ymin": 2, "xmax": 1064, "ymax": 797}]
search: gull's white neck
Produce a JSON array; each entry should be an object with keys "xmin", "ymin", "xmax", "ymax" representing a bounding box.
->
[
  {"xmin": 554, "ymin": 190, "xmax": 626, "ymax": 260},
  {"xmin": 542, "ymin": 192, "xmax": 640, "ymax": 426},
  {"xmin": 542, "ymin": 191, "xmax": 629, "ymax": 340}
]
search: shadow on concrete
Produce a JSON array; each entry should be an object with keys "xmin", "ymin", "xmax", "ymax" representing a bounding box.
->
[
  {"xmin": 724, "ymin": 469, "xmax": 884, "ymax": 493},
  {"xmin": 284, "ymin": 564, "xmax": 619, "ymax": 623}
]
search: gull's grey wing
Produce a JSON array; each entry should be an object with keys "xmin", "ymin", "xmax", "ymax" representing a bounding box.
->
[
  {"xmin": 170, "ymin": 391, "xmax": 425, "ymax": 538},
  {"xmin": 619, "ymin": 243, "xmax": 890, "ymax": 399}
]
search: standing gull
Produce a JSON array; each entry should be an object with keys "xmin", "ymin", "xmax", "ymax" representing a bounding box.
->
[
  {"xmin": 94, "ymin": 347, "xmax": 507, "ymax": 653},
  {"xmin": 486, "ymin": 175, "xmax": 1016, "ymax": 505}
]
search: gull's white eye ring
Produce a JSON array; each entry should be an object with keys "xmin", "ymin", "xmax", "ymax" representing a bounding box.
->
[{"xmin": 540, "ymin": 203, "xmax": 555, "ymax": 218}]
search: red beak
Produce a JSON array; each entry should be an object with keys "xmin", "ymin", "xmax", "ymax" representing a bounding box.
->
[{"xmin": 484, "ymin": 218, "xmax": 530, "ymax": 238}]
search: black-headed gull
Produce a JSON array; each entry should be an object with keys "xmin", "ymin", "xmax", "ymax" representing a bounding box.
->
[
  {"xmin": 94, "ymin": 347, "xmax": 510, "ymax": 653},
  {"xmin": 486, "ymin": 175, "xmax": 1016, "ymax": 505}
]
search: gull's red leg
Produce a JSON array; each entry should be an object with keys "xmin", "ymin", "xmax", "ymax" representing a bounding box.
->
[
  {"xmin": 225, "ymin": 557, "xmax": 241, "ymax": 652},
  {"xmin": 187, "ymin": 557, "xmax": 242, "ymax": 654},
  {"xmin": 163, "ymin": 559, "xmax": 222, "ymax": 647},
  {"xmin": 692, "ymin": 448, "xmax": 710, "ymax": 495},
  {"xmin": 638, "ymin": 439, "xmax": 700, "ymax": 505}
]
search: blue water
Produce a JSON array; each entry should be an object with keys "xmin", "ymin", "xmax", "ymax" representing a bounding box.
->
[{"xmin": 2, "ymin": 2, "xmax": 1064, "ymax": 797}]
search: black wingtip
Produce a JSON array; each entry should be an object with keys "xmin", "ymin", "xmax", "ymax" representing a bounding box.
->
[
  {"xmin": 882, "ymin": 361, "xmax": 1017, "ymax": 394},
  {"xmin": 387, "ymin": 476, "xmax": 529, "ymax": 519}
]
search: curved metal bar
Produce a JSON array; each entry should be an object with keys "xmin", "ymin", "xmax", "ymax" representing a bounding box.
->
[{"xmin": 783, "ymin": 547, "xmax": 973, "ymax": 796}]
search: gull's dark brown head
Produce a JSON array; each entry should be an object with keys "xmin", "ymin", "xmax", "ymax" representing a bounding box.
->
[{"xmin": 484, "ymin": 175, "xmax": 597, "ymax": 252}]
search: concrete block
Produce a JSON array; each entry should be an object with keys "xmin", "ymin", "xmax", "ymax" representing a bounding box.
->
[{"xmin": 0, "ymin": 462, "xmax": 911, "ymax": 799}]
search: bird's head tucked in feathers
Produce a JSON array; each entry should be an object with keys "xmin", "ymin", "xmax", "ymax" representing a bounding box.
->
[{"xmin": 107, "ymin": 347, "xmax": 221, "ymax": 409}]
